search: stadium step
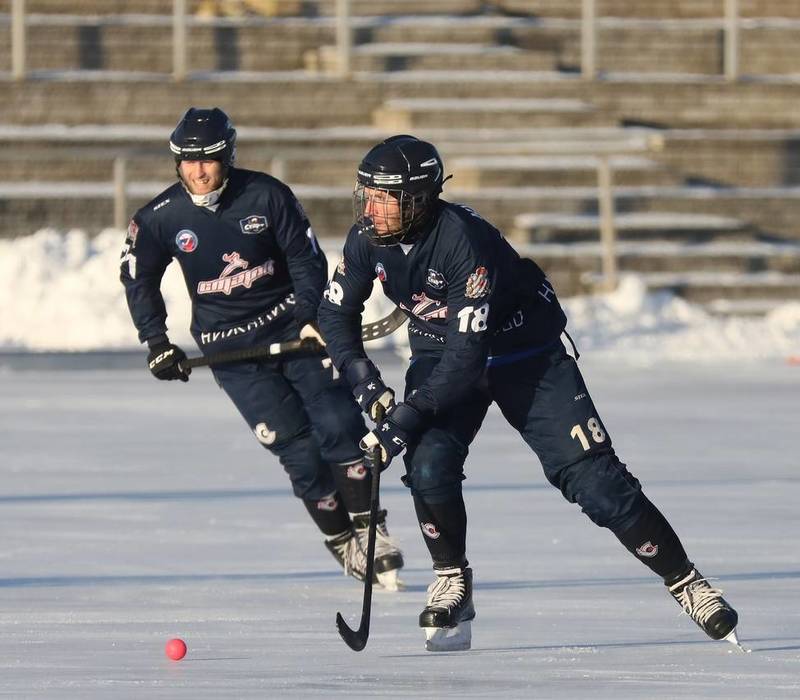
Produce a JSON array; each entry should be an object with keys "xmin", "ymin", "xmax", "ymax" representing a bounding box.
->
[
  {"xmin": 511, "ymin": 211, "xmax": 754, "ymax": 243},
  {"xmin": 522, "ymin": 238, "xmax": 800, "ymax": 276},
  {"xmin": 586, "ymin": 270, "xmax": 800, "ymax": 304},
  {"xmin": 307, "ymin": 42, "xmax": 556, "ymax": 73},
  {"xmin": 520, "ymin": 238, "xmax": 800, "ymax": 308},
  {"xmin": 373, "ymin": 97, "xmax": 606, "ymax": 130},
  {"xmin": 451, "ymin": 155, "xmax": 677, "ymax": 189}
]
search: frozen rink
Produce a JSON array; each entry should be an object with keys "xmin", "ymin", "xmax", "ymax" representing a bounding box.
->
[{"xmin": 1, "ymin": 351, "xmax": 798, "ymax": 699}]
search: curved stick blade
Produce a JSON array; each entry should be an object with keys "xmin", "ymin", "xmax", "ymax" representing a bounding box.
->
[{"xmin": 336, "ymin": 612, "xmax": 367, "ymax": 651}]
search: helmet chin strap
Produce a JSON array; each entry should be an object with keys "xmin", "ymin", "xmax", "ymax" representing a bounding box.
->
[{"xmin": 182, "ymin": 177, "xmax": 228, "ymax": 208}]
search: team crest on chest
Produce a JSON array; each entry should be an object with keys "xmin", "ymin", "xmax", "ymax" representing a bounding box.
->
[
  {"xmin": 197, "ymin": 251, "xmax": 275, "ymax": 296},
  {"xmin": 426, "ymin": 268, "xmax": 446, "ymax": 290},
  {"xmin": 375, "ymin": 262, "xmax": 387, "ymax": 282},
  {"xmin": 239, "ymin": 215, "xmax": 268, "ymax": 234},
  {"xmin": 176, "ymin": 229, "xmax": 198, "ymax": 253},
  {"xmin": 400, "ymin": 291, "xmax": 448, "ymax": 321}
]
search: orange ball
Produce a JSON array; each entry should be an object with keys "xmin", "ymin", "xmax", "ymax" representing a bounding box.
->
[{"xmin": 165, "ymin": 638, "xmax": 187, "ymax": 661}]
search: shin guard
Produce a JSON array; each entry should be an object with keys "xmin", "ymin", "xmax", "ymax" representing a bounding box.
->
[{"xmin": 614, "ymin": 498, "xmax": 689, "ymax": 578}]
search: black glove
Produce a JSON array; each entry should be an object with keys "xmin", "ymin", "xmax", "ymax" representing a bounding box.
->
[
  {"xmin": 346, "ymin": 359, "xmax": 395, "ymax": 423},
  {"xmin": 359, "ymin": 402, "xmax": 422, "ymax": 469},
  {"xmin": 147, "ymin": 341, "xmax": 190, "ymax": 382}
]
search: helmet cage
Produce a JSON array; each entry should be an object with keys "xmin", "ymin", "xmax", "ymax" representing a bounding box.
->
[{"xmin": 353, "ymin": 183, "xmax": 432, "ymax": 247}]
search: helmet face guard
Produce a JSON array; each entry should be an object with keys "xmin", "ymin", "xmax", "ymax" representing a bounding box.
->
[
  {"xmin": 353, "ymin": 183, "xmax": 431, "ymax": 247},
  {"xmin": 169, "ymin": 107, "xmax": 237, "ymax": 168},
  {"xmin": 353, "ymin": 135, "xmax": 445, "ymax": 246}
]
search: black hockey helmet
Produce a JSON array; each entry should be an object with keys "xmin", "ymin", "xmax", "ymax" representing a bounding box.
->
[
  {"xmin": 354, "ymin": 135, "xmax": 447, "ymax": 246},
  {"xmin": 169, "ymin": 107, "xmax": 237, "ymax": 167}
]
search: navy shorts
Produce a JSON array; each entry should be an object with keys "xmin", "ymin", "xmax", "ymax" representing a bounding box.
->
[{"xmin": 403, "ymin": 343, "xmax": 644, "ymax": 529}]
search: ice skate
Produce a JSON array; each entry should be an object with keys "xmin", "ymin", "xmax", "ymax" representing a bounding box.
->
[
  {"xmin": 668, "ymin": 567, "xmax": 743, "ymax": 648},
  {"xmin": 419, "ymin": 565, "xmax": 475, "ymax": 652},
  {"xmin": 352, "ymin": 509, "xmax": 405, "ymax": 591},
  {"xmin": 325, "ymin": 528, "xmax": 368, "ymax": 582}
]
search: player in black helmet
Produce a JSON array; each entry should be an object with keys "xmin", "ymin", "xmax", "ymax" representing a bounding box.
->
[
  {"xmin": 318, "ymin": 134, "xmax": 741, "ymax": 651},
  {"xmin": 353, "ymin": 134, "xmax": 448, "ymax": 246},
  {"xmin": 120, "ymin": 108, "xmax": 404, "ymax": 590},
  {"xmin": 170, "ymin": 107, "xmax": 237, "ymax": 168}
]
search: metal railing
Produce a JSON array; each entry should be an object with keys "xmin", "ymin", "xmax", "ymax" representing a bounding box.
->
[
  {"xmin": 106, "ymin": 133, "xmax": 666, "ymax": 290},
  {"xmin": 4, "ymin": 0, "xmax": 781, "ymax": 83}
]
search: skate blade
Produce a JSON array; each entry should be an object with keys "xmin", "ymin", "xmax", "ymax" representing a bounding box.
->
[
  {"xmin": 376, "ymin": 569, "xmax": 405, "ymax": 592},
  {"xmin": 424, "ymin": 621, "xmax": 472, "ymax": 652},
  {"xmin": 724, "ymin": 628, "xmax": 751, "ymax": 653}
]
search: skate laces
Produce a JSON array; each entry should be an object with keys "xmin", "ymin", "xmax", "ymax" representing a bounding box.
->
[
  {"xmin": 426, "ymin": 567, "xmax": 466, "ymax": 610},
  {"xmin": 374, "ymin": 520, "xmax": 402, "ymax": 559},
  {"xmin": 669, "ymin": 570, "xmax": 728, "ymax": 624},
  {"xmin": 332, "ymin": 533, "xmax": 367, "ymax": 577},
  {"xmin": 353, "ymin": 510, "xmax": 401, "ymax": 560}
]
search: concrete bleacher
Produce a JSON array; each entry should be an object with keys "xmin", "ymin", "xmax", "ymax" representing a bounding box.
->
[{"xmin": 1, "ymin": 0, "xmax": 800, "ymax": 314}]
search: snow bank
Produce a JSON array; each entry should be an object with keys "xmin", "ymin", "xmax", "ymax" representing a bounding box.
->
[{"xmin": 1, "ymin": 229, "xmax": 798, "ymax": 360}]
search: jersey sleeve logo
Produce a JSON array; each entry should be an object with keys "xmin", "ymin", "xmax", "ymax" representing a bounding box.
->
[
  {"xmin": 239, "ymin": 215, "xmax": 268, "ymax": 234},
  {"xmin": 176, "ymin": 229, "xmax": 198, "ymax": 253},
  {"xmin": 323, "ymin": 280, "xmax": 344, "ymax": 305},
  {"xmin": 465, "ymin": 266, "xmax": 491, "ymax": 299},
  {"xmin": 126, "ymin": 219, "xmax": 139, "ymax": 247},
  {"xmin": 120, "ymin": 224, "xmax": 138, "ymax": 278}
]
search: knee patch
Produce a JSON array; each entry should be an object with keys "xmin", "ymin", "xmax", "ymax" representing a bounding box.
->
[
  {"xmin": 556, "ymin": 452, "xmax": 643, "ymax": 530},
  {"xmin": 310, "ymin": 398, "xmax": 366, "ymax": 464},
  {"xmin": 403, "ymin": 430, "xmax": 467, "ymax": 504}
]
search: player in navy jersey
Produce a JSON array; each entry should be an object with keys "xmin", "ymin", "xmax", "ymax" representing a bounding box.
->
[
  {"xmin": 318, "ymin": 135, "xmax": 740, "ymax": 651},
  {"xmin": 119, "ymin": 108, "xmax": 403, "ymax": 590}
]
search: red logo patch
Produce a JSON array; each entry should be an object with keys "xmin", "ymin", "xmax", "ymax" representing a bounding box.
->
[
  {"xmin": 421, "ymin": 522, "xmax": 440, "ymax": 540},
  {"xmin": 346, "ymin": 462, "xmax": 367, "ymax": 480},
  {"xmin": 176, "ymin": 229, "xmax": 198, "ymax": 253},
  {"xmin": 465, "ymin": 265, "xmax": 490, "ymax": 299},
  {"xmin": 635, "ymin": 541, "xmax": 659, "ymax": 558},
  {"xmin": 126, "ymin": 219, "xmax": 139, "ymax": 246},
  {"xmin": 317, "ymin": 495, "xmax": 338, "ymax": 511}
]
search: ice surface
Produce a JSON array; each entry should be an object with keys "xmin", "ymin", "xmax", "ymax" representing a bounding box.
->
[
  {"xmin": 1, "ymin": 225, "xmax": 798, "ymax": 696},
  {"xmin": 0, "ymin": 353, "xmax": 798, "ymax": 698}
]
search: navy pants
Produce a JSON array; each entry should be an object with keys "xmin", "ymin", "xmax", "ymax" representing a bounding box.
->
[
  {"xmin": 403, "ymin": 343, "xmax": 646, "ymax": 532},
  {"xmin": 211, "ymin": 332, "xmax": 367, "ymax": 502}
]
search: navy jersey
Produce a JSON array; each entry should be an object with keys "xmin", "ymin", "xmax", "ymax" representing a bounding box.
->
[
  {"xmin": 318, "ymin": 200, "xmax": 567, "ymax": 415},
  {"xmin": 120, "ymin": 167, "xmax": 326, "ymax": 350}
]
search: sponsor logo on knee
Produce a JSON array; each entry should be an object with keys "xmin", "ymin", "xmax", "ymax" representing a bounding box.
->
[
  {"xmin": 636, "ymin": 541, "xmax": 659, "ymax": 557},
  {"xmin": 421, "ymin": 522, "xmax": 441, "ymax": 539},
  {"xmin": 254, "ymin": 422, "xmax": 277, "ymax": 445},
  {"xmin": 346, "ymin": 461, "xmax": 367, "ymax": 480},
  {"xmin": 317, "ymin": 494, "xmax": 339, "ymax": 511}
]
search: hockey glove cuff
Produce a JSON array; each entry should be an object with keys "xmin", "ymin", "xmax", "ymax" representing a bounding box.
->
[
  {"xmin": 359, "ymin": 402, "xmax": 422, "ymax": 469},
  {"xmin": 299, "ymin": 322, "xmax": 326, "ymax": 347},
  {"xmin": 147, "ymin": 341, "xmax": 191, "ymax": 382},
  {"xmin": 346, "ymin": 358, "xmax": 395, "ymax": 423}
]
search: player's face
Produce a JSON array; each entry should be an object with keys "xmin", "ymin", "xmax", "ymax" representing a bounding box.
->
[
  {"xmin": 362, "ymin": 187, "xmax": 403, "ymax": 236},
  {"xmin": 178, "ymin": 159, "xmax": 225, "ymax": 195}
]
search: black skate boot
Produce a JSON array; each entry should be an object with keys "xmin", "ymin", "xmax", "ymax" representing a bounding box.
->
[
  {"xmin": 352, "ymin": 509, "xmax": 405, "ymax": 591},
  {"xmin": 667, "ymin": 567, "xmax": 743, "ymax": 648},
  {"xmin": 419, "ymin": 565, "xmax": 475, "ymax": 651},
  {"xmin": 325, "ymin": 528, "xmax": 368, "ymax": 582}
]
